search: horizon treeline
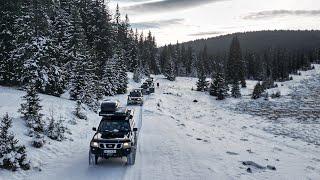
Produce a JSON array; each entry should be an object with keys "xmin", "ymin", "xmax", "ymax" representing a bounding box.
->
[{"xmin": 159, "ymin": 30, "xmax": 320, "ymax": 82}]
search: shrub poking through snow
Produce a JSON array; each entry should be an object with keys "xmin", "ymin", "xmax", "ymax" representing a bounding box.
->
[
  {"xmin": 252, "ymin": 82, "xmax": 264, "ymax": 99},
  {"xmin": 73, "ymin": 100, "xmax": 87, "ymax": 120},
  {"xmin": 0, "ymin": 113, "xmax": 30, "ymax": 171},
  {"xmin": 46, "ymin": 111, "xmax": 67, "ymax": 141},
  {"xmin": 271, "ymin": 91, "xmax": 281, "ymax": 99},
  {"xmin": 32, "ymin": 133, "xmax": 45, "ymax": 148},
  {"xmin": 262, "ymin": 77, "xmax": 275, "ymax": 89}
]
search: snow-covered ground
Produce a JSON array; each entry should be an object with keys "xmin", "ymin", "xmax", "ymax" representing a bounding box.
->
[{"xmin": 1, "ymin": 68, "xmax": 320, "ymax": 180}]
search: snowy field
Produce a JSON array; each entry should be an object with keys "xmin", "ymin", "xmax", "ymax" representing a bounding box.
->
[{"xmin": 1, "ymin": 68, "xmax": 320, "ymax": 180}]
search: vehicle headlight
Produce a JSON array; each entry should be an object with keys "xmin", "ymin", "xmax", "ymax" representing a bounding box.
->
[
  {"xmin": 91, "ymin": 142, "xmax": 99, "ymax": 148},
  {"xmin": 123, "ymin": 142, "xmax": 131, "ymax": 149}
]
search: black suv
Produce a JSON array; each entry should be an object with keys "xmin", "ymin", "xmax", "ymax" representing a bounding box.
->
[
  {"xmin": 127, "ymin": 89, "xmax": 144, "ymax": 106},
  {"xmin": 145, "ymin": 78, "xmax": 155, "ymax": 93},
  {"xmin": 89, "ymin": 100, "xmax": 138, "ymax": 165},
  {"xmin": 140, "ymin": 82, "xmax": 150, "ymax": 95}
]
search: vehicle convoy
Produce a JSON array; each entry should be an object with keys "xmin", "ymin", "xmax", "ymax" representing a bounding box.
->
[
  {"xmin": 89, "ymin": 100, "xmax": 138, "ymax": 165},
  {"xmin": 127, "ymin": 89, "xmax": 144, "ymax": 106}
]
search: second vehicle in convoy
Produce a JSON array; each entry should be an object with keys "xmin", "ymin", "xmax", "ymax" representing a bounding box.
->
[
  {"xmin": 140, "ymin": 78, "xmax": 155, "ymax": 95},
  {"xmin": 127, "ymin": 89, "xmax": 144, "ymax": 106}
]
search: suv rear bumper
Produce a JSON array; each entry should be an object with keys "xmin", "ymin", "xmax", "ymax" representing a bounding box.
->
[{"xmin": 127, "ymin": 100, "xmax": 143, "ymax": 105}]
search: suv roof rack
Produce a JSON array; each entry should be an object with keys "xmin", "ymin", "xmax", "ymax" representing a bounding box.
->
[{"xmin": 99, "ymin": 107, "xmax": 128, "ymax": 116}]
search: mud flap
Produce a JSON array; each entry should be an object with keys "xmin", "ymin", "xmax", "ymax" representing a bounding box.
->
[
  {"xmin": 89, "ymin": 150, "xmax": 98, "ymax": 165},
  {"xmin": 127, "ymin": 146, "xmax": 137, "ymax": 165},
  {"xmin": 89, "ymin": 150, "xmax": 94, "ymax": 165}
]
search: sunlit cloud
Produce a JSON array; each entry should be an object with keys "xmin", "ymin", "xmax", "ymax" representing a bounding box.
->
[
  {"xmin": 188, "ymin": 31, "xmax": 222, "ymax": 37},
  {"xmin": 122, "ymin": 0, "xmax": 228, "ymax": 14},
  {"xmin": 131, "ymin": 18, "xmax": 184, "ymax": 29},
  {"xmin": 243, "ymin": 10, "xmax": 320, "ymax": 20}
]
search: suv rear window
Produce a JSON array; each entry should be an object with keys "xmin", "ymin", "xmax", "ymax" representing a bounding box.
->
[
  {"xmin": 99, "ymin": 120, "xmax": 130, "ymax": 132},
  {"xmin": 130, "ymin": 91, "xmax": 142, "ymax": 97}
]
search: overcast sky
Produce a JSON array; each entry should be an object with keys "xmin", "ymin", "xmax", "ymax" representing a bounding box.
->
[{"xmin": 109, "ymin": 0, "xmax": 320, "ymax": 46}]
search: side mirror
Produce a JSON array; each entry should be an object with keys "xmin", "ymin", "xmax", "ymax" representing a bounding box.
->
[
  {"xmin": 133, "ymin": 128, "xmax": 138, "ymax": 132},
  {"xmin": 92, "ymin": 127, "xmax": 97, "ymax": 131}
]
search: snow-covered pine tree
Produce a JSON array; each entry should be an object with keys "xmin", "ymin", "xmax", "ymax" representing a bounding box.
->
[
  {"xmin": 102, "ymin": 56, "xmax": 118, "ymax": 96},
  {"xmin": 164, "ymin": 56, "xmax": 176, "ymax": 81},
  {"xmin": 146, "ymin": 31, "xmax": 159, "ymax": 74},
  {"xmin": 209, "ymin": 72, "xmax": 229, "ymax": 100},
  {"xmin": 209, "ymin": 74, "xmax": 219, "ymax": 96},
  {"xmin": 239, "ymin": 53, "xmax": 247, "ymax": 88},
  {"xmin": 0, "ymin": 1, "xmax": 21, "ymax": 86},
  {"xmin": 127, "ymin": 28, "xmax": 138, "ymax": 72},
  {"xmin": 82, "ymin": 58, "xmax": 100, "ymax": 111},
  {"xmin": 227, "ymin": 36, "xmax": 246, "ymax": 87},
  {"xmin": 11, "ymin": 0, "xmax": 64, "ymax": 96},
  {"xmin": 231, "ymin": 80, "xmax": 241, "ymax": 98},
  {"xmin": 30, "ymin": 0, "xmax": 70, "ymax": 97},
  {"xmin": 49, "ymin": 0, "xmax": 74, "ymax": 92},
  {"xmin": 80, "ymin": 0, "xmax": 114, "ymax": 87},
  {"xmin": 19, "ymin": 81, "xmax": 44, "ymax": 134},
  {"xmin": 116, "ymin": 51, "xmax": 128, "ymax": 94},
  {"xmin": 190, "ymin": 51, "xmax": 198, "ymax": 77},
  {"xmin": 252, "ymin": 82, "xmax": 264, "ymax": 99},
  {"xmin": 214, "ymin": 73, "xmax": 228, "ymax": 100},
  {"xmin": 68, "ymin": 4, "xmax": 96, "ymax": 109},
  {"xmin": 69, "ymin": 58, "xmax": 86, "ymax": 101},
  {"xmin": 0, "ymin": 113, "xmax": 30, "ymax": 171},
  {"xmin": 120, "ymin": 14, "xmax": 132, "ymax": 70},
  {"xmin": 13, "ymin": 1, "xmax": 49, "ymax": 148},
  {"xmin": 133, "ymin": 61, "xmax": 143, "ymax": 83},
  {"xmin": 196, "ymin": 64, "xmax": 208, "ymax": 92},
  {"xmin": 10, "ymin": 1, "xmax": 39, "ymax": 88}
]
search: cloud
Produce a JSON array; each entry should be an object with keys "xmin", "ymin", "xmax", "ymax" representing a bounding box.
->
[
  {"xmin": 122, "ymin": 0, "xmax": 227, "ymax": 14},
  {"xmin": 131, "ymin": 18, "xmax": 184, "ymax": 29},
  {"xmin": 243, "ymin": 10, "xmax": 320, "ymax": 20},
  {"xmin": 188, "ymin": 31, "xmax": 222, "ymax": 36}
]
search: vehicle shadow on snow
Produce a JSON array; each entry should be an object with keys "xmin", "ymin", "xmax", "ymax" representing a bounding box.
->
[
  {"xmin": 85, "ymin": 158, "xmax": 129, "ymax": 178},
  {"xmin": 89, "ymin": 158, "xmax": 127, "ymax": 168}
]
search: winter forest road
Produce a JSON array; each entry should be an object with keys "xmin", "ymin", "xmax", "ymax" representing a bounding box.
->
[
  {"xmin": 28, "ymin": 78, "xmax": 217, "ymax": 180},
  {"xmin": 10, "ymin": 75, "xmax": 320, "ymax": 180}
]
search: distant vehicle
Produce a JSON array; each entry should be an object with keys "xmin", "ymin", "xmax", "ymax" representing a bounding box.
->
[
  {"xmin": 145, "ymin": 78, "xmax": 155, "ymax": 93},
  {"xmin": 141, "ymin": 82, "xmax": 150, "ymax": 95},
  {"xmin": 127, "ymin": 89, "xmax": 143, "ymax": 106},
  {"xmin": 89, "ymin": 100, "xmax": 138, "ymax": 165}
]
